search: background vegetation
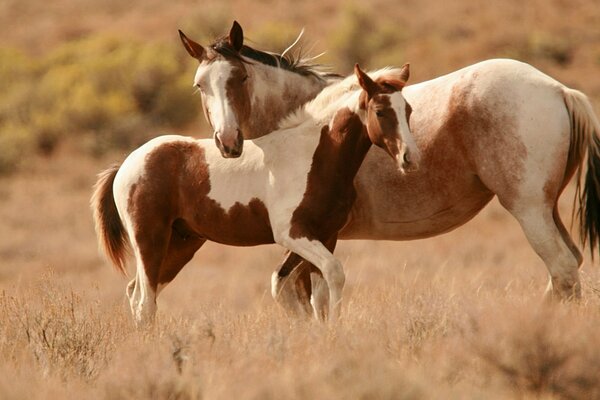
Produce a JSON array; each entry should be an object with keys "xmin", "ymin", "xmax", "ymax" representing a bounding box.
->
[{"xmin": 2, "ymin": 0, "xmax": 600, "ymax": 398}]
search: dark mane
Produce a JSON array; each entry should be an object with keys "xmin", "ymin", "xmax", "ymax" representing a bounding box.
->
[{"xmin": 209, "ymin": 36, "xmax": 341, "ymax": 80}]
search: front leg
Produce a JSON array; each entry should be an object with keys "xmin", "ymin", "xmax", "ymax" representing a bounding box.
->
[
  {"xmin": 271, "ymin": 251, "xmax": 312, "ymax": 317},
  {"xmin": 277, "ymin": 235, "xmax": 344, "ymax": 320},
  {"xmin": 271, "ymin": 254, "xmax": 329, "ymax": 320}
]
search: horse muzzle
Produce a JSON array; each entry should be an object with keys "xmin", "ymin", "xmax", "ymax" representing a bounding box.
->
[
  {"xmin": 398, "ymin": 147, "xmax": 420, "ymax": 173},
  {"xmin": 214, "ymin": 129, "xmax": 244, "ymax": 158}
]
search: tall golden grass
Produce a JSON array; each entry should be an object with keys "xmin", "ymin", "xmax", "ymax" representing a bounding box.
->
[{"xmin": 2, "ymin": 0, "xmax": 600, "ymax": 398}]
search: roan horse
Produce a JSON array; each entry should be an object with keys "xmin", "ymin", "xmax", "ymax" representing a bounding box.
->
[
  {"xmin": 179, "ymin": 22, "xmax": 600, "ymax": 317},
  {"xmin": 91, "ymin": 65, "xmax": 418, "ymax": 324}
]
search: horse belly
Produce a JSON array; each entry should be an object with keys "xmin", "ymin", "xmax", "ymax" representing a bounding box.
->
[
  {"xmin": 340, "ymin": 147, "xmax": 494, "ymax": 240},
  {"xmin": 188, "ymin": 198, "xmax": 275, "ymax": 246}
]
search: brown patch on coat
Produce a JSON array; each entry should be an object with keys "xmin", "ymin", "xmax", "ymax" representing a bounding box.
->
[
  {"xmin": 225, "ymin": 62, "xmax": 251, "ymax": 134},
  {"xmin": 289, "ymin": 108, "xmax": 372, "ymax": 242},
  {"xmin": 127, "ymin": 141, "xmax": 273, "ymax": 288}
]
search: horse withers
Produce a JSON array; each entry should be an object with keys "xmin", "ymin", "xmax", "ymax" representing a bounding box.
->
[{"xmin": 91, "ymin": 65, "xmax": 418, "ymax": 324}]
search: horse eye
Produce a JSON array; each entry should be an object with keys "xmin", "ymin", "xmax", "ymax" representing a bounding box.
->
[
  {"xmin": 242, "ymin": 75, "xmax": 249, "ymax": 82},
  {"xmin": 375, "ymin": 110, "xmax": 384, "ymax": 117}
]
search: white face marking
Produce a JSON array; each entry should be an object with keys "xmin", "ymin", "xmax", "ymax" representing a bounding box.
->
[
  {"xmin": 194, "ymin": 60, "xmax": 239, "ymax": 138},
  {"xmin": 390, "ymin": 92, "xmax": 421, "ymax": 166}
]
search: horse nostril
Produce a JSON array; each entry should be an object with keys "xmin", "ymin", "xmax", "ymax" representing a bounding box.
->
[{"xmin": 403, "ymin": 152, "xmax": 410, "ymax": 165}]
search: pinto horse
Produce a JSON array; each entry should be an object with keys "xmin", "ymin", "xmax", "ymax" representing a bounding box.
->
[
  {"xmin": 178, "ymin": 21, "xmax": 340, "ymax": 158},
  {"xmin": 91, "ymin": 65, "xmax": 418, "ymax": 324},
  {"xmin": 179, "ymin": 23, "xmax": 600, "ymax": 314}
]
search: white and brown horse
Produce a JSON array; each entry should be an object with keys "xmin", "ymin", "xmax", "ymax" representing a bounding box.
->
[
  {"xmin": 91, "ymin": 65, "xmax": 417, "ymax": 324},
  {"xmin": 178, "ymin": 21, "xmax": 340, "ymax": 158},
  {"xmin": 178, "ymin": 23, "xmax": 600, "ymax": 312}
]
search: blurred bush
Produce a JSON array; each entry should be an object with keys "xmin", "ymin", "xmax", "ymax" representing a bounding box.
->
[
  {"xmin": 251, "ymin": 22, "xmax": 303, "ymax": 55},
  {"xmin": 330, "ymin": 3, "xmax": 406, "ymax": 72},
  {"xmin": 0, "ymin": 35, "xmax": 201, "ymax": 173}
]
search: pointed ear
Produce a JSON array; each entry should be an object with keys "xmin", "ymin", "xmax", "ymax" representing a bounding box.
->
[
  {"xmin": 397, "ymin": 63, "xmax": 410, "ymax": 83},
  {"xmin": 228, "ymin": 20, "xmax": 244, "ymax": 52},
  {"xmin": 355, "ymin": 64, "xmax": 380, "ymax": 98},
  {"xmin": 179, "ymin": 30, "xmax": 205, "ymax": 60}
]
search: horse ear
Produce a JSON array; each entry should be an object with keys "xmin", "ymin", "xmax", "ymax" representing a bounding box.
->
[
  {"xmin": 397, "ymin": 63, "xmax": 410, "ymax": 83},
  {"xmin": 355, "ymin": 64, "xmax": 379, "ymax": 98},
  {"xmin": 229, "ymin": 20, "xmax": 244, "ymax": 52},
  {"xmin": 179, "ymin": 30, "xmax": 205, "ymax": 60}
]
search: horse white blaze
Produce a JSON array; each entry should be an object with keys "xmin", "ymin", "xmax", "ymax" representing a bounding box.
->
[
  {"xmin": 194, "ymin": 60, "xmax": 240, "ymax": 148},
  {"xmin": 390, "ymin": 92, "xmax": 420, "ymax": 171}
]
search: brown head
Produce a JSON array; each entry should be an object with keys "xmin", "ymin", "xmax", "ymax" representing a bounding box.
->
[
  {"xmin": 179, "ymin": 21, "xmax": 249, "ymax": 158},
  {"xmin": 179, "ymin": 21, "xmax": 334, "ymax": 158},
  {"xmin": 355, "ymin": 64, "xmax": 420, "ymax": 172}
]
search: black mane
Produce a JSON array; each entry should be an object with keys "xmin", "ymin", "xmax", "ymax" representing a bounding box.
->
[{"xmin": 209, "ymin": 36, "xmax": 340, "ymax": 80}]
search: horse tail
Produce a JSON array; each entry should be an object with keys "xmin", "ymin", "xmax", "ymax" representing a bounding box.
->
[
  {"xmin": 90, "ymin": 164, "xmax": 129, "ymax": 274},
  {"xmin": 563, "ymin": 87, "xmax": 600, "ymax": 258}
]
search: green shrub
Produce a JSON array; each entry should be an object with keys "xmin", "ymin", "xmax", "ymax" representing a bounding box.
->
[{"xmin": 0, "ymin": 34, "xmax": 202, "ymax": 173}]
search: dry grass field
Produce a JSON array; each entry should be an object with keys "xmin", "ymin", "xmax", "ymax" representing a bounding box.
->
[{"xmin": 2, "ymin": 0, "xmax": 600, "ymax": 399}]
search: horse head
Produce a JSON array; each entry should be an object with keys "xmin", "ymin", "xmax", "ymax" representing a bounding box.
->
[
  {"xmin": 179, "ymin": 21, "xmax": 249, "ymax": 158},
  {"xmin": 355, "ymin": 64, "xmax": 420, "ymax": 172}
]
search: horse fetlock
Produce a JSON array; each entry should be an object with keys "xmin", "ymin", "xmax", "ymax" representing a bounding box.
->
[
  {"xmin": 546, "ymin": 273, "xmax": 582, "ymax": 301},
  {"xmin": 132, "ymin": 299, "xmax": 157, "ymax": 327},
  {"xmin": 270, "ymin": 271, "xmax": 283, "ymax": 300}
]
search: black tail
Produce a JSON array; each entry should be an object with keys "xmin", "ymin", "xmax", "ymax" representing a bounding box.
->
[{"xmin": 563, "ymin": 88, "xmax": 600, "ymax": 258}]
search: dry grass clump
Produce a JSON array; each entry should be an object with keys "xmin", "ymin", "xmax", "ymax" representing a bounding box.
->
[
  {"xmin": 468, "ymin": 302, "xmax": 600, "ymax": 399},
  {"xmin": 0, "ymin": 274, "xmax": 122, "ymax": 382},
  {"xmin": 1, "ymin": 262, "xmax": 600, "ymax": 399}
]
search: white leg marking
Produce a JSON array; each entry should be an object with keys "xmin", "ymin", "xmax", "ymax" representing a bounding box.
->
[
  {"xmin": 310, "ymin": 273, "xmax": 329, "ymax": 321},
  {"xmin": 128, "ymin": 244, "xmax": 157, "ymax": 326}
]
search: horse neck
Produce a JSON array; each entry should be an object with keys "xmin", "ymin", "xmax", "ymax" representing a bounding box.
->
[
  {"xmin": 310, "ymin": 107, "xmax": 372, "ymax": 194},
  {"xmin": 243, "ymin": 65, "xmax": 329, "ymax": 139}
]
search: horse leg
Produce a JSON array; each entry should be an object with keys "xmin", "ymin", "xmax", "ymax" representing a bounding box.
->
[
  {"xmin": 127, "ymin": 220, "xmax": 205, "ymax": 324},
  {"xmin": 501, "ymin": 200, "xmax": 582, "ymax": 300},
  {"xmin": 271, "ymin": 251, "xmax": 313, "ymax": 317},
  {"xmin": 155, "ymin": 220, "xmax": 205, "ymax": 295},
  {"xmin": 126, "ymin": 229, "xmax": 169, "ymax": 326},
  {"xmin": 278, "ymin": 236, "xmax": 344, "ymax": 320},
  {"xmin": 272, "ymin": 237, "xmax": 335, "ymax": 320}
]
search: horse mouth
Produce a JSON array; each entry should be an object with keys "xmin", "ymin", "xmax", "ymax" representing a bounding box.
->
[{"xmin": 214, "ymin": 130, "xmax": 244, "ymax": 158}]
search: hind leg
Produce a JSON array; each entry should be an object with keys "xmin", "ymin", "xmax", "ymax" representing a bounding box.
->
[
  {"xmin": 127, "ymin": 223, "xmax": 205, "ymax": 325},
  {"xmin": 504, "ymin": 201, "xmax": 581, "ymax": 300},
  {"xmin": 126, "ymin": 222, "xmax": 171, "ymax": 326},
  {"xmin": 548, "ymin": 206, "xmax": 583, "ymax": 297},
  {"xmin": 155, "ymin": 222, "xmax": 205, "ymax": 296}
]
